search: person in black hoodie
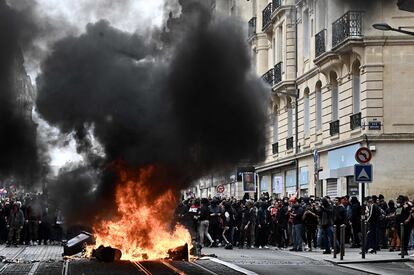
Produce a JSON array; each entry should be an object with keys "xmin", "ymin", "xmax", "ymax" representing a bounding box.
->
[
  {"xmin": 303, "ymin": 203, "xmax": 318, "ymax": 251},
  {"xmin": 366, "ymin": 196, "xmax": 380, "ymax": 253},
  {"xmin": 257, "ymin": 202, "xmax": 269, "ymax": 249},
  {"xmin": 198, "ymin": 198, "xmax": 214, "ymax": 247},
  {"xmin": 276, "ymin": 199, "xmax": 289, "ymax": 249},
  {"xmin": 222, "ymin": 201, "xmax": 235, "ymax": 249},
  {"xmin": 396, "ymin": 195, "xmax": 412, "ymax": 256},
  {"xmin": 334, "ymin": 197, "xmax": 346, "ymax": 246},
  {"xmin": 350, "ymin": 196, "xmax": 362, "ymax": 248}
]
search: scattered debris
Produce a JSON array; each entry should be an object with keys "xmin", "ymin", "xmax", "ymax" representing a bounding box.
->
[
  {"xmin": 63, "ymin": 231, "xmax": 94, "ymax": 256},
  {"xmin": 91, "ymin": 245, "xmax": 122, "ymax": 262},
  {"xmin": 167, "ymin": 243, "xmax": 189, "ymax": 261}
]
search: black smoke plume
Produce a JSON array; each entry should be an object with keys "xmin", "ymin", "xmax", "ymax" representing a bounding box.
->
[
  {"xmin": 0, "ymin": 0, "xmax": 40, "ymax": 185},
  {"xmin": 37, "ymin": 0, "xmax": 268, "ymax": 224}
]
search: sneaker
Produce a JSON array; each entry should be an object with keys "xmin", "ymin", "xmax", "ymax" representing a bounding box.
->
[
  {"xmin": 250, "ymin": 245, "xmax": 254, "ymax": 249},
  {"xmin": 258, "ymin": 246, "xmax": 262, "ymax": 249},
  {"xmin": 264, "ymin": 246, "xmax": 269, "ymax": 249}
]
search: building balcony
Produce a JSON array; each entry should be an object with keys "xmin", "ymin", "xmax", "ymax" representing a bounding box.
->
[
  {"xmin": 248, "ymin": 17, "xmax": 256, "ymax": 39},
  {"xmin": 262, "ymin": 68, "xmax": 274, "ymax": 86},
  {"xmin": 262, "ymin": 3, "xmax": 273, "ymax": 31},
  {"xmin": 272, "ymin": 142, "xmax": 279, "ymax": 155},
  {"xmin": 330, "ymin": 120, "xmax": 340, "ymax": 136},
  {"xmin": 274, "ymin": 62, "xmax": 282, "ymax": 85},
  {"xmin": 350, "ymin": 112, "xmax": 361, "ymax": 130},
  {"xmin": 272, "ymin": 0, "xmax": 281, "ymax": 12},
  {"xmin": 315, "ymin": 29, "xmax": 326, "ymax": 58},
  {"xmin": 261, "ymin": 62, "xmax": 283, "ymax": 87},
  {"xmin": 286, "ymin": 137, "xmax": 294, "ymax": 150},
  {"xmin": 332, "ymin": 11, "xmax": 363, "ymax": 48}
]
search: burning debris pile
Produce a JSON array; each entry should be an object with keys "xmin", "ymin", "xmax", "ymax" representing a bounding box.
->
[
  {"xmin": 87, "ymin": 165, "xmax": 192, "ymax": 261},
  {"xmin": 1, "ymin": 0, "xmax": 268, "ymax": 262}
]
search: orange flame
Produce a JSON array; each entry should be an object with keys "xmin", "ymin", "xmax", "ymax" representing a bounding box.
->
[{"xmin": 89, "ymin": 165, "xmax": 191, "ymax": 260}]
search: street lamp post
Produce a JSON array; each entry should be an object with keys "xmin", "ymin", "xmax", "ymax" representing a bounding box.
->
[{"xmin": 373, "ymin": 23, "xmax": 414, "ymax": 36}]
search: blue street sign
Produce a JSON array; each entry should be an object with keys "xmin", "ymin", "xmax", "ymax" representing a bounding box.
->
[{"xmin": 354, "ymin": 164, "xmax": 373, "ymax": 183}]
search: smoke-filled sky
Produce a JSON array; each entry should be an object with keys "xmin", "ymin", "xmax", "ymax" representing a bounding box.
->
[{"xmin": 1, "ymin": 0, "xmax": 268, "ymax": 225}]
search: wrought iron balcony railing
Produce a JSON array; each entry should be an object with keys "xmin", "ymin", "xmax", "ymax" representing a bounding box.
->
[
  {"xmin": 262, "ymin": 68, "xmax": 274, "ymax": 86},
  {"xmin": 248, "ymin": 17, "xmax": 256, "ymax": 38},
  {"xmin": 286, "ymin": 137, "xmax": 294, "ymax": 150},
  {"xmin": 272, "ymin": 142, "xmax": 279, "ymax": 155},
  {"xmin": 315, "ymin": 29, "xmax": 326, "ymax": 58},
  {"xmin": 272, "ymin": 0, "xmax": 281, "ymax": 11},
  {"xmin": 274, "ymin": 62, "xmax": 282, "ymax": 85},
  {"xmin": 332, "ymin": 11, "xmax": 363, "ymax": 48},
  {"xmin": 262, "ymin": 3, "xmax": 273, "ymax": 30},
  {"xmin": 261, "ymin": 62, "xmax": 282, "ymax": 87},
  {"xmin": 330, "ymin": 120, "xmax": 340, "ymax": 136},
  {"xmin": 350, "ymin": 112, "xmax": 361, "ymax": 130}
]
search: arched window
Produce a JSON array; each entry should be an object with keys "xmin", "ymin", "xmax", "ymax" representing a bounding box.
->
[
  {"xmin": 304, "ymin": 88, "xmax": 310, "ymax": 135},
  {"xmin": 352, "ymin": 60, "xmax": 361, "ymax": 114},
  {"xmin": 315, "ymin": 81, "xmax": 322, "ymax": 131},
  {"xmin": 330, "ymin": 71, "xmax": 339, "ymax": 122}
]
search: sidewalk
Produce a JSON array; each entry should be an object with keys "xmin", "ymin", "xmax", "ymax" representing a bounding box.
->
[
  {"xmin": 285, "ymin": 247, "xmax": 414, "ymax": 274},
  {"xmin": 285, "ymin": 247, "xmax": 414, "ymax": 264}
]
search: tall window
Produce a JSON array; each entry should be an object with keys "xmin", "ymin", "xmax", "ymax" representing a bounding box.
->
[
  {"xmin": 315, "ymin": 81, "xmax": 322, "ymax": 131},
  {"xmin": 273, "ymin": 110, "xmax": 279, "ymax": 144},
  {"xmin": 303, "ymin": 9, "xmax": 309, "ymax": 58},
  {"xmin": 352, "ymin": 61, "xmax": 361, "ymax": 114},
  {"xmin": 287, "ymin": 97, "xmax": 293, "ymax": 137},
  {"xmin": 304, "ymin": 88, "xmax": 310, "ymax": 135},
  {"xmin": 331, "ymin": 72, "xmax": 339, "ymax": 121},
  {"xmin": 277, "ymin": 26, "xmax": 283, "ymax": 63},
  {"xmin": 273, "ymin": 37, "xmax": 277, "ymax": 65}
]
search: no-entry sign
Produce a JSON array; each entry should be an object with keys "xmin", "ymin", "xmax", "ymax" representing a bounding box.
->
[
  {"xmin": 216, "ymin": 184, "xmax": 225, "ymax": 193},
  {"xmin": 355, "ymin": 147, "xmax": 372, "ymax": 164}
]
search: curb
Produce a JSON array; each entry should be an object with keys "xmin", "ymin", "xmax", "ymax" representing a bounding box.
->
[{"xmin": 325, "ymin": 258, "xmax": 410, "ymax": 265}]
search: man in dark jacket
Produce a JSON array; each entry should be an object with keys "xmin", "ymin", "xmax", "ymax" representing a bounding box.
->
[
  {"xmin": 7, "ymin": 202, "xmax": 24, "ymax": 247},
  {"xmin": 290, "ymin": 199, "xmax": 304, "ymax": 252},
  {"xmin": 366, "ymin": 196, "xmax": 380, "ymax": 253},
  {"xmin": 319, "ymin": 197, "xmax": 334, "ymax": 254},
  {"xmin": 257, "ymin": 202, "xmax": 269, "ymax": 249},
  {"xmin": 350, "ymin": 197, "xmax": 362, "ymax": 248}
]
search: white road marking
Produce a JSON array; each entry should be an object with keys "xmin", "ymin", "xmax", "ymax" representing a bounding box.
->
[{"xmin": 201, "ymin": 256, "xmax": 258, "ymax": 275}]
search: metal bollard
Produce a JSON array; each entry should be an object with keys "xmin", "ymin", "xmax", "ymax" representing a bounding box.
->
[
  {"xmin": 333, "ymin": 225, "xmax": 337, "ymax": 259},
  {"xmin": 361, "ymin": 220, "xmax": 366, "ymax": 259},
  {"xmin": 400, "ymin": 223, "xmax": 405, "ymax": 259},
  {"xmin": 340, "ymin": 224, "xmax": 346, "ymax": 260}
]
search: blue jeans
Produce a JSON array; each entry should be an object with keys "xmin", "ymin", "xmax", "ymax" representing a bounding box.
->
[
  {"xmin": 321, "ymin": 225, "xmax": 334, "ymax": 251},
  {"xmin": 293, "ymin": 224, "xmax": 303, "ymax": 250}
]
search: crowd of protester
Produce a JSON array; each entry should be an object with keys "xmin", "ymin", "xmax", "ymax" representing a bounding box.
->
[
  {"xmin": 177, "ymin": 193, "xmax": 414, "ymax": 256},
  {"xmin": 0, "ymin": 192, "xmax": 64, "ymax": 247}
]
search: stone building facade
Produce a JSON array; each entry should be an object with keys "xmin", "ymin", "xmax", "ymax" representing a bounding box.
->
[{"xmin": 250, "ymin": 0, "xmax": 414, "ymax": 200}]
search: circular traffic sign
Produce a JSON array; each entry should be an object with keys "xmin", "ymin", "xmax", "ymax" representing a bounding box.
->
[
  {"xmin": 216, "ymin": 184, "xmax": 225, "ymax": 194},
  {"xmin": 355, "ymin": 147, "xmax": 372, "ymax": 164}
]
